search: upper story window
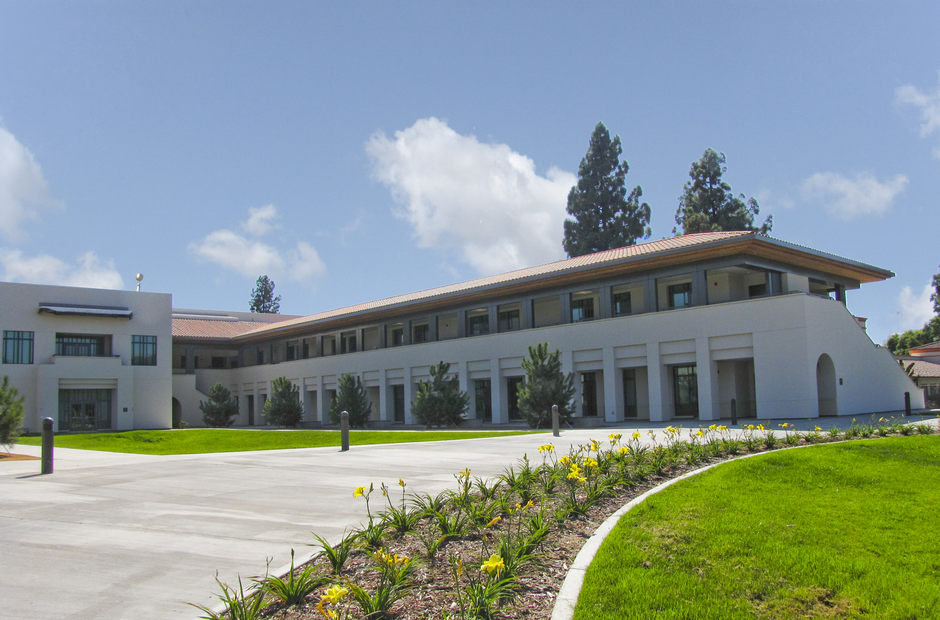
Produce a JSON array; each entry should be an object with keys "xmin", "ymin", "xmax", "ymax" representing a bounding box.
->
[
  {"xmin": 2, "ymin": 331, "xmax": 34, "ymax": 364},
  {"xmin": 256, "ymin": 348, "xmax": 265, "ymax": 365},
  {"xmin": 571, "ymin": 290, "xmax": 597, "ymax": 323},
  {"xmin": 131, "ymin": 335, "xmax": 157, "ymax": 366},
  {"xmin": 387, "ymin": 323, "xmax": 404, "ymax": 347},
  {"xmin": 668, "ymin": 282, "xmax": 693, "ymax": 309},
  {"xmin": 56, "ymin": 334, "xmax": 108, "ymax": 357},
  {"xmin": 437, "ymin": 314, "xmax": 458, "ymax": 340},
  {"xmin": 498, "ymin": 304, "xmax": 521, "ymax": 332},
  {"xmin": 612, "ymin": 286, "xmax": 632, "ymax": 317},
  {"xmin": 467, "ymin": 308, "xmax": 489, "ymax": 336},
  {"xmin": 412, "ymin": 321, "xmax": 430, "ymax": 344},
  {"xmin": 341, "ymin": 331, "xmax": 358, "ymax": 354}
]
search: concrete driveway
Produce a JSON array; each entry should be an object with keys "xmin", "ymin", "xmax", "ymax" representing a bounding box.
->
[{"xmin": 1, "ymin": 414, "xmax": 933, "ymax": 620}]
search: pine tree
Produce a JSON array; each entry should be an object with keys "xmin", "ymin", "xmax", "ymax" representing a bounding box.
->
[
  {"xmin": 264, "ymin": 377, "xmax": 304, "ymax": 428},
  {"xmin": 674, "ymin": 149, "xmax": 772, "ymax": 235},
  {"xmin": 329, "ymin": 374, "xmax": 372, "ymax": 428},
  {"xmin": 517, "ymin": 343, "xmax": 576, "ymax": 429},
  {"xmin": 0, "ymin": 376, "xmax": 25, "ymax": 450},
  {"xmin": 412, "ymin": 362, "xmax": 469, "ymax": 428},
  {"xmin": 563, "ymin": 122, "xmax": 651, "ymax": 257},
  {"xmin": 249, "ymin": 275, "xmax": 281, "ymax": 314},
  {"xmin": 199, "ymin": 383, "xmax": 239, "ymax": 428}
]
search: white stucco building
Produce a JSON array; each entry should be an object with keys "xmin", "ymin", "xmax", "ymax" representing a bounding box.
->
[
  {"xmin": 168, "ymin": 231, "xmax": 924, "ymax": 428},
  {"xmin": 0, "ymin": 282, "xmax": 172, "ymax": 433}
]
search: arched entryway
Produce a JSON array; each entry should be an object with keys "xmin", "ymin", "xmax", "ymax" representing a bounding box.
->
[
  {"xmin": 172, "ymin": 398, "xmax": 182, "ymax": 429},
  {"xmin": 816, "ymin": 354, "xmax": 838, "ymax": 417}
]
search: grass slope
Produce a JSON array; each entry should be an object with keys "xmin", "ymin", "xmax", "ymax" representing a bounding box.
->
[
  {"xmin": 574, "ymin": 436, "xmax": 940, "ymax": 620},
  {"xmin": 17, "ymin": 428, "xmax": 537, "ymax": 455}
]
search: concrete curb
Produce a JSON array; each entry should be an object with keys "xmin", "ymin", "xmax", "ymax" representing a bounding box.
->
[{"xmin": 548, "ymin": 447, "xmax": 799, "ymax": 620}]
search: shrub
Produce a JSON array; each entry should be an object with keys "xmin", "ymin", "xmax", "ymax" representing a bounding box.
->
[
  {"xmin": 264, "ymin": 377, "xmax": 304, "ymax": 428},
  {"xmin": 516, "ymin": 343, "xmax": 576, "ymax": 429},
  {"xmin": 199, "ymin": 382, "xmax": 239, "ymax": 428},
  {"xmin": 412, "ymin": 362, "xmax": 469, "ymax": 428},
  {"xmin": 0, "ymin": 375, "xmax": 26, "ymax": 449},
  {"xmin": 329, "ymin": 373, "xmax": 371, "ymax": 427}
]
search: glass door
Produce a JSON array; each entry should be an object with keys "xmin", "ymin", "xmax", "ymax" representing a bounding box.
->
[{"xmin": 673, "ymin": 365, "xmax": 699, "ymax": 418}]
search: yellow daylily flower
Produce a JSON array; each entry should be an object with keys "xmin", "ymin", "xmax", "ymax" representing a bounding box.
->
[
  {"xmin": 353, "ymin": 486, "xmax": 367, "ymax": 498},
  {"xmin": 481, "ymin": 554, "xmax": 505, "ymax": 576},
  {"xmin": 538, "ymin": 444, "xmax": 555, "ymax": 453}
]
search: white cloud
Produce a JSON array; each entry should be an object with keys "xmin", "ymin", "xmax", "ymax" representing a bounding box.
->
[
  {"xmin": 896, "ymin": 284, "xmax": 935, "ymax": 332},
  {"xmin": 366, "ymin": 117, "xmax": 576, "ymax": 274},
  {"xmin": 800, "ymin": 172, "xmax": 908, "ymax": 220},
  {"xmin": 896, "ymin": 70, "xmax": 940, "ymax": 158},
  {"xmin": 0, "ymin": 126, "xmax": 62, "ymax": 240},
  {"xmin": 189, "ymin": 206, "xmax": 326, "ymax": 281},
  {"xmin": 241, "ymin": 204, "xmax": 279, "ymax": 236},
  {"xmin": 0, "ymin": 249, "xmax": 123, "ymax": 289}
]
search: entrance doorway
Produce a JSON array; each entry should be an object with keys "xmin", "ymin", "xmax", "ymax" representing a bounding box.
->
[
  {"xmin": 580, "ymin": 372, "xmax": 598, "ymax": 416},
  {"xmin": 507, "ymin": 377, "xmax": 524, "ymax": 421},
  {"xmin": 474, "ymin": 379, "xmax": 492, "ymax": 422},
  {"xmin": 817, "ymin": 354, "xmax": 838, "ymax": 416},
  {"xmin": 673, "ymin": 365, "xmax": 699, "ymax": 418},
  {"xmin": 58, "ymin": 389, "xmax": 112, "ymax": 431}
]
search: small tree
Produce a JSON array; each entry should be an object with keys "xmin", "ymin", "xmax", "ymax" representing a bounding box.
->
[
  {"xmin": 412, "ymin": 361, "xmax": 469, "ymax": 428},
  {"xmin": 517, "ymin": 343, "xmax": 576, "ymax": 429},
  {"xmin": 199, "ymin": 382, "xmax": 239, "ymax": 428},
  {"xmin": 250, "ymin": 275, "xmax": 281, "ymax": 314},
  {"xmin": 329, "ymin": 374, "xmax": 372, "ymax": 428},
  {"xmin": 264, "ymin": 376, "xmax": 303, "ymax": 428},
  {"xmin": 0, "ymin": 376, "xmax": 26, "ymax": 451}
]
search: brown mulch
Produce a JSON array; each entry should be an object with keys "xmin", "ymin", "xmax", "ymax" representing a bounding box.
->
[
  {"xmin": 0, "ymin": 452, "xmax": 40, "ymax": 461},
  {"xmin": 252, "ymin": 460, "xmax": 711, "ymax": 620}
]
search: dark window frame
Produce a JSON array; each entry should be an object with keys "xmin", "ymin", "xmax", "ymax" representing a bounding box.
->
[
  {"xmin": 131, "ymin": 335, "xmax": 158, "ymax": 366},
  {"xmin": 2, "ymin": 330, "xmax": 34, "ymax": 364}
]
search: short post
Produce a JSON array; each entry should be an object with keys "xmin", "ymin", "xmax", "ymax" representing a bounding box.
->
[
  {"xmin": 552, "ymin": 405, "xmax": 560, "ymax": 438},
  {"xmin": 904, "ymin": 392, "xmax": 911, "ymax": 417},
  {"xmin": 340, "ymin": 411, "xmax": 350, "ymax": 452},
  {"xmin": 41, "ymin": 417, "xmax": 54, "ymax": 475},
  {"xmin": 730, "ymin": 398, "xmax": 738, "ymax": 426}
]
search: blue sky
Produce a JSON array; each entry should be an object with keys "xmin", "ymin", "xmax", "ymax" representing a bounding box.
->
[{"xmin": 1, "ymin": 2, "xmax": 938, "ymax": 345}]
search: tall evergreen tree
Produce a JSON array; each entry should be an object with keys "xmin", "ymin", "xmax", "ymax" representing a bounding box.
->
[
  {"xmin": 563, "ymin": 122, "xmax": 651, "ymax": 257},
  {"xmin": 0, "ymin": 376, "xmax": 25, "ymax": 449},
  {"xmin": 674, "ymin": 149, "xmax": 772, "ymax": 235},
  {"xmin": 517, "ymin": 343, "xmax": 576, "ymax": 429},
  {"xmin": 329, "ymin": 373, "xmax": 372, "ymax": 428},
  {"xmin": 412, "ymin": 362, "xmax": 469, "ymax": 428},
  {"xmin": 264, "ymin": 376, "xmax": 304, "ymax": 428},
  {"xmin": 199, "ymin": 383, "xmax": 239, "ymax": 428},
  {"xmin": 249, "ymin": 275, "xmax": 281, "ymax": 314}
]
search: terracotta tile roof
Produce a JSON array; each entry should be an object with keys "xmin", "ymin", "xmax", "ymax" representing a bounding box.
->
[
  {"xmin": 900, "ymin": 359, "xmax": 940, "ymax": 378},
  {"xmin": 172, "ymin": 318, "xmax": 287, "ymax": 340},
  {"xmin": 238, "ymin": 231, "xmax": 753, "ymax": 337},
  {"xmin": 910, "ymin": 340, "xmax": 940, "ymax": 353}
]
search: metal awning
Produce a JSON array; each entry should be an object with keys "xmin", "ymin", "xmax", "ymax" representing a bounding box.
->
[{"xmin": 38, "ymin": 304, "xmax": 133, "ymax": 320}]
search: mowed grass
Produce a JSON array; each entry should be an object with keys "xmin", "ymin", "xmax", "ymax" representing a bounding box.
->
[
  {"xmin": 17, "ymin": 428, "xmax": 538, "ymax": 455},
  {"xmin": 574, "ymin": 436, "xmax": 940, "ymax": 620}
]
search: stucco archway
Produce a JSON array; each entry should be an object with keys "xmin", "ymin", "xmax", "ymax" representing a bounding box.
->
[
  {"xmin": 816, "ymin": 354, "xmax": 838, "ymax": 417},
  {"xmin": 172, "ymin": 398, "xmax": 182, "ymax": 429}
]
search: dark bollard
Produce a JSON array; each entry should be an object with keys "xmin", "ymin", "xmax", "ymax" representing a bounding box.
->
[
  {"xmin": 340, "ymin": 411, "xmax": 350, "ymax": 452},
  {"xmin": 41, "ymin": 417, "xmax": 54, "ymax": 475},
  {"xmin": 904, "ymin": 392, "xmax": 911, "ymax": 417},
  {"xmin": 552, "ymin": 405, "xmax": 560, "ymax": 437},
  {"xmin": 730, "ymin": 398, "xmax": 738, "ymax": 426}
]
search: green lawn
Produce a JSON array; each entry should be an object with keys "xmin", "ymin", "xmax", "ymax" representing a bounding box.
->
[
  {"xmin": 17, "ymin": 428, "xmax": 538, "ymax": 455},
  {"xmin": 574, "ymin": 436, "xmax": 940, "ymax": 620}
]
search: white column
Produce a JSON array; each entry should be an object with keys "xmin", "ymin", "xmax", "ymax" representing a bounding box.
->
[
  {"xmin": 603, "ymin": 347, "xmax": 618, "ymax": 422},
  {"xmin": 403, "ymin": 368, "xmax": 414, "ymax": 425},
  {"xmin": 490, "ymin": 360, "xmax": 506, "ymax": 424},
  {"xmin": 695, "ymin": 337, "xmax": 717, "ymax": 421},
  {"xmin": 317, "ymin": 376, "xmax": 330, "ymax": 424},
  {"xmin": 302, "ymin": 386, "xmax": 314, "ymax": 423},
  {"xmin": 379, "ymin": 371, "xmax": 391, "ymax": 422},
  {"xmin": 647, "ymin": 343, "xmax": 667, "ymax": 422},
  {"xmin": 457, "ymin": 362, "xmax": 470, "ymax": 420}
]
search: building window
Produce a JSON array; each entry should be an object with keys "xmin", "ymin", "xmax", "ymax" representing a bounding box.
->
[
  {"xmin": 341, "ymin": 331, "xmax": 357, "ymax": 354},
  {"xmin": 467, "ymin": 309, "xmax": 489, "ymax": 336},
  {"xmin": 132, "ymin": 335, "xmax": 157, "ymax": 366},
  {"xmin": 393, "ymin": 385, "xmax": 405, "ymax": 423},
  {"xmin": 474, "ymin": 379, "xmax": 492, "ymax": 422},
  {"xmin": 622, "ymin": 368, "xmax": 637, "ymax": 418},
  {"xmin": 581, "ymin": 372, "xmax": 598, "ymax": 416},
  {"xmin": 507, "ymin": 377, "xmax": 524, "ymax": 420},
  {"xmin": 2, "ymin": 331, "xmax": 34, "ymax": 364},
  {"xmin": 412, "ymin": 322, "xmax": 430, "ymax": 344},
  {"xmin": 673, "ymin": 365, "xmax": 699, "ymax": 418},
  {"xmin": 388, "ymin": 324, "xmax": 404, "ymax": 347},
  {"xmin": 612, "ymin": 290, "xmax": 632, "ymax": 317},
  {"xmin": 56, "ymin": 334, "xmax": 107, "ymax": 357},
  {"xmin": 256, "ymin": 348, "xmax": 265, "ymax": 365},
  {"xmin": 748, "ymin": 283, "xmax": 767, "ymax": 297},
  {"xmin": 571, "ymin": 297, "xmax": 595, "ymax": 322},
  {"xmin": 497, "ymin": 305, "xmax": 521, "ymax": 332},
  {"xmin": 668, "ymin": 282, "xmax": 693, "ymax": 309}
]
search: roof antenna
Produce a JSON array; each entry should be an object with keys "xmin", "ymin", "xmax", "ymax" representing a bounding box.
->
[{"xmin": 135, "ymin": 273, "xmax": 144, "ymax": 292}]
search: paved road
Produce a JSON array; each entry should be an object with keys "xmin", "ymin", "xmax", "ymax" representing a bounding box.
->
[{"xmin": 1, "ymin": 413, "xmax": 934, "ymax": 620}]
